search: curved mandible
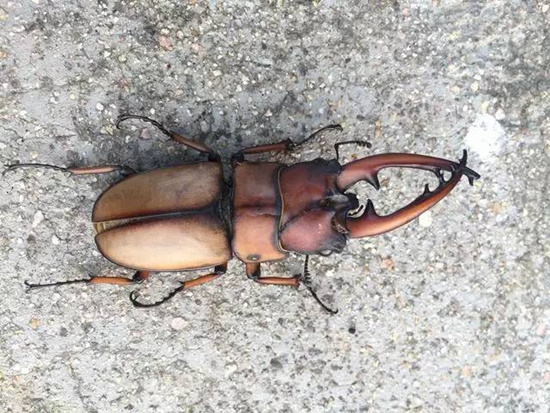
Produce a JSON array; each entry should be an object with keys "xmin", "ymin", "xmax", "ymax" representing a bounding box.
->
[{"xmin": 338, "ymin": 150, "xmax": 480, "ymax": 238}]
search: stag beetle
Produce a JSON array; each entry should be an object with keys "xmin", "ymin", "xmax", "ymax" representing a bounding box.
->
[{"xmin": 6, "ymin": 115, "xmax": 479, "ymax": 313}]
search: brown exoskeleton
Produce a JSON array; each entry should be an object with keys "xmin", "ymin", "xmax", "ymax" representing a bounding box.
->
[{"xmin": 6, "ymin": 115, "xmax": 479, "ymax": 313}]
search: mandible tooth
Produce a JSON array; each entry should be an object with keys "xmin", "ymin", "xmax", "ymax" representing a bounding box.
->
[
  {"xmin": 423, "ymin": 184, "xmax": 431, "ymax": 195},
  {"xmin": 366, "ymin": 173, "xmax": 381, "ymax": 190},
  {"xmin": 365, "ymin": 199, "xmax": 378, "ymax": 216}
]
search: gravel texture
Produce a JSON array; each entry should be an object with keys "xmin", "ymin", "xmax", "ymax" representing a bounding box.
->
[{"xmin": 1, "ymin": 1, "xmax": 549, "ymax": 412}]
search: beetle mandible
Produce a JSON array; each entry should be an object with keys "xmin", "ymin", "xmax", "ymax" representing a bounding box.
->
[{"xmin": 6, "ymin": 114, "xmax": 480, "ymax": 313}]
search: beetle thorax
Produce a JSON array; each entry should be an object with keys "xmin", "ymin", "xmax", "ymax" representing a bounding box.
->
[{"xmin": 278, "ymin": 158, "xmax": 351, "ymax": 255}]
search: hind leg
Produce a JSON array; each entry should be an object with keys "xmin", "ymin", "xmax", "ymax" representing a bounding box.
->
[
  {"xmin": 25, "ymin": 270, "xmax": 151, "ymax": 290},
  {"xmin": 4, "ymin": 163, "xmax": 136, "ymax": 176},
  {"xmin": 129, "ymin": 264, "xmax": 227, "ymax": 308}
]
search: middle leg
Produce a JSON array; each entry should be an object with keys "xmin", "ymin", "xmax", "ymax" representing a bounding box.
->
[
  {"xmin": 130, "ymin": 264, "xmax": 227, "ymax": 308},
  {"xmin": 232, "ymin": 124, "xmax": 343, "ymax": 163}
]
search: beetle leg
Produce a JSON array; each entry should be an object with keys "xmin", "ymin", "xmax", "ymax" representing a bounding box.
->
[
  {"xmin": 232, "ymin": 140, "xmax": 294, "ymax": 163},
  {"xmin": 4, "ymin": 163, "xmax": 136, "ymax": 176},
  {"xmin": 298, "ymin": 256, "xmax": 338, "ymax": 314},
  {"xmin": 293, "ymin": 124, "xmax": 343, "ymax": 150},
  {"xmin": 116, "ymin": 114, "xmax": 219, "ymax": 161},
  {"xmin": 246, "ymin": 260, "xmax": 338, "ymax": 314},
  {"xmin": 245, "ymin": 262, "xmax": 300, "ymax": 287},
  {"xmin": 129, "ymin": 265, "xmax": 227, "ymax": 308},
  {"xmin": 24, "ymin": 270, "xmax": 150, "ymax": 290},
  {"xmin": 232, "ymin": 124, "xmax": 342, "ymax": 163},
  {"xmin": 334, "ymin": 140, "xmax": 372, "ymax": 161}
]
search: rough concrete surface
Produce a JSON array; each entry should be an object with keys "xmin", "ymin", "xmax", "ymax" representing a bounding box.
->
[{"xmin": 1, "ymin": 0, "xmax": 549, "ymax": 412}]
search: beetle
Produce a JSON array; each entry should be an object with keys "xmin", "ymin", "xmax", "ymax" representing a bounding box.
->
[{"xmin": 6, "ymin": 114, "xmax": 479, "ymax": 313}]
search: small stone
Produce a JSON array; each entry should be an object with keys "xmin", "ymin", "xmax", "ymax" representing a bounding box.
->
[
  {"xmin": 212, "ymin": 70, "xmax": 222, "ymax": 77},
  {"xmin": 536, "ymin": 322, "xmax": 546, "ymax": 337},
  {"xmin": 451, "ymin": 85, "xmax": 461, "ymax": 94},
  {"xmin": 158, "ymin": 36, "xmax": 173, "ymax": 51},
  {"xmin": 29, "ymin": 318, "xmax": 40, "ymax": 329},
  {"xmin": 264, "ymin": 109, "xmax": 273, "ymax": 117},
  {"xmin": 419, "ymin": 211, "xmax": 433, "ymax": 227},
  {"xmin": 470, "ymin": 82, "xmax": 479, "ymax": 92},
  {"xmin": 542, "ymin": 4, "xmax": 549, "ymax": 13},
  {"xmin": 408, "ymin": 396, "xmax": 424, "ymax": 408},
  {"xmin": 170, "ymin": 317, "xmax": 187, "ymax": 330},
  {"xmin": 139, "ymin": 128, "xmax": 151, "ymax": 140},
  {"xmin": 51, "ymin": 235, "xmax": 60, "ymax": 245},
  {"xmin": 380, "ymin": 258, "xmax": 395, "ymax": 270},
  {"xmin": 270, "ymin": 358, "xmax": 283, "ymax": 370},
  {"xmin": 118, "ymin": 55, "xmax": 127, "ymax": 63},
  {"xmin": 32, "ymin": 211, "xmax": 44, "ymax": 228},
  {"xmin": 96, "ymin": 103, "xmax": 104, "ymax": 111},
  {"xmin": 495, "ymin": 108, "xmax": 505, "ymax": 120}
]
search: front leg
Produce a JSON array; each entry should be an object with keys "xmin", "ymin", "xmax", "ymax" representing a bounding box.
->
[
  {"xmin": 245, "ymin": 259, "xmax": 338, "ymax": 314},
  {"xmin": 245, "ymin": 262, "xmax": 300, "ymax": 287}
]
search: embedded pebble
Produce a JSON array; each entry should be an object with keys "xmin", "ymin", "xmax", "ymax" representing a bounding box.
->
[
  {"xmin": 32, "ymin": 211, "xmax": 44, "ymax": 228},
  {"xmin": 419, "ymin": 211, "xmax": 433, "ymax": 227},
  {"xmin": 170, "ymin": 317, "xmax": 188, "ymax": 330}
]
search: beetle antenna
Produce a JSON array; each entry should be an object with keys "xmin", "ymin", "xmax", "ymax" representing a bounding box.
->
[{"xmin": 300, "ymin": 256, "xmax": 338, "ymax": 314}]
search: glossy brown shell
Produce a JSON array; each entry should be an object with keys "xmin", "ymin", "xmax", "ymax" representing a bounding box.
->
[
  {"xmin": 278, "ymin": 159, "xmax": 348, "ymax": 254},
  {"xmin": 93, "ymin": 163, "xmax": 221, "ymax": 222},
  {"xmin": 232, "ymin": 162, "xmax": 287, "ymax": 263},
  {"xmin": 93, "ymin": 162, "xmax": 231, "ymax": 271}
]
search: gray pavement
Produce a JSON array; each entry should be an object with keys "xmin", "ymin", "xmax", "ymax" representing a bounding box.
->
[{"xmin": 1, "ymin": 1, "xmax": 549, "ymax": 412}]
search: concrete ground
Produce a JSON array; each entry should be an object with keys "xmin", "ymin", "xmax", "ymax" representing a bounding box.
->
[{"xmin": 1, "ymin": 1, "xmax": 548, "ymax": 412}]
